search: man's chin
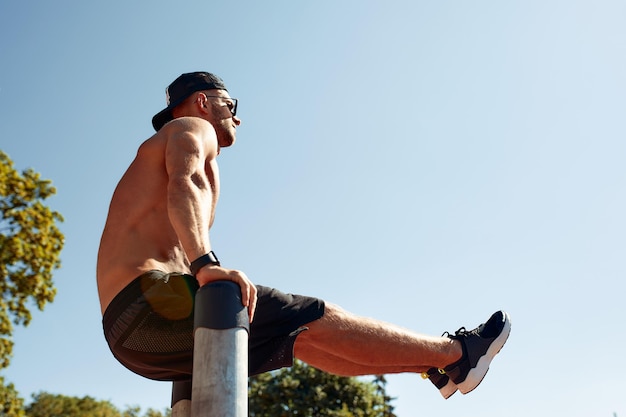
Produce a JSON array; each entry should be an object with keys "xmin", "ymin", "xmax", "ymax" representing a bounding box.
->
[{"xmin": 219, "ymin": 138, "xmax": 236, "ymax": 148}]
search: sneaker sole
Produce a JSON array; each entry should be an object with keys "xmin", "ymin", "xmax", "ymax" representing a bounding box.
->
[
  {"xmin": 439, "ymin": 379, "xmax": 457, "ymax": 399},
  {"xmin": 457, "ymin": 312, "xmax": 512, "ymax": 394}
]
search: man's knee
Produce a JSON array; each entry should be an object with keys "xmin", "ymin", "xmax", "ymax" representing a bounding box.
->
[
  {"xmin": 301, "ymin": 302, "xmax": 348, "ymax": 336},
  {"xmin": 320, "ymin": 302, "xmax": 348, "ymax": 322}
]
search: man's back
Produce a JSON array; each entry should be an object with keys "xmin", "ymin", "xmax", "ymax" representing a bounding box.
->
[{"xmin": 97, "ymin": 130, "xmax": 188, "ymax": 314}]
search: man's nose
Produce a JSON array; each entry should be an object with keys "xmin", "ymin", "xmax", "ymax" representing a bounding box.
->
[{"xmin": 233, "ymin": 115, "xmax": 241, "ymax": 126}]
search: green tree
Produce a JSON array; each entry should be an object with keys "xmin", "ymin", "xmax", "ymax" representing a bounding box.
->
[
  {"xmin": 139, "ymin": 409, "xmax": 171, "ymax": 417},
  {"xmin": 25, "ymin": 393, "xmax": 119, "ymax": 417},
  {"xmin": 24, "ymin": 392, "xmax": 170, "ymax": 417},
  {"xmin": 0, "ymin": 376, "xmax": 25, "ymax": 417},
  {"xmin": 0, "ymin": 150, "xmax": 65, "ymax": 415},
  {"xmin": 249, "ymin": 360, "xmax": 397, "ymax": 417}
]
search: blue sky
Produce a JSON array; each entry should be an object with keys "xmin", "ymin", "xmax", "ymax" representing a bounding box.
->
[{"xmin": 1, "ymin": 1, "xmax": 625, "ymax": 416}]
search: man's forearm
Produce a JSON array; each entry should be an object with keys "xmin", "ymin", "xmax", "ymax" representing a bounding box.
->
[{"xmin": 167, "ymin": 176, "xmax": 213, "ymax": 264}]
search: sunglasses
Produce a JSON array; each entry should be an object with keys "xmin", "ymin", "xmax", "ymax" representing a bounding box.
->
[{"xmin": 203, "ymin": 95, "xmax": 238, "ymax": 117}]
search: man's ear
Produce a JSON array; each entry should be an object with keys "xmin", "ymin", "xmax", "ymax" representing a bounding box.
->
[
  {"xmin": 197, "ymin": 93, "xmax": 211, "ymax": 112},
  {"xmin": 195, "ymin": 92, "xmax": 204, "ymax": 107}
]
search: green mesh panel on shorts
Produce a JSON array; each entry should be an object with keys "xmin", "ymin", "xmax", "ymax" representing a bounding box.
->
[{"xmin": 121, "ymin": 311, "xmax": 194, "ymax": 353}]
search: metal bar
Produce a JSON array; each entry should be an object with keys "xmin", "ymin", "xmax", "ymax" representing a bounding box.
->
[
  {"xmin": 191, "ymin": 281, "xmax": 250, "ymax": 417},
  {"xmin": 171, "ymin": 380, "xmax": 192, "ymax": 417}
]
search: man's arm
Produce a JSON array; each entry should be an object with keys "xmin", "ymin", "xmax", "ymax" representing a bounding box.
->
[
  {"xmin": 164, "ymin": 117, "xmax": 257, "ymax": 320},
  {"xmin": 165, "ymin": 118, "xmax": 215, "ymax": 260}
]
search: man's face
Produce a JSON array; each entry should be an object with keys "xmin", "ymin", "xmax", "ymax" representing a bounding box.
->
[{"xmin": 202, "ymin": 90, "xmax": 240, "ymax": 148}]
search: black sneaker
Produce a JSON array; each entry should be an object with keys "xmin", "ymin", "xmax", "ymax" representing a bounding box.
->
[
  {"xmin": 443, "ymin": 311, "xmax": 511, "ymax": 394},
  {"xmin": 421, "ymin": 367, "xmax": 457, "ymax": 399}
]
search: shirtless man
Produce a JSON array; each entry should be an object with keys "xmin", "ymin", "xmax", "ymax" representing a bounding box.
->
[{"xmin": 97, "ymin": 71, "xmax": 511, "ymax": 400}]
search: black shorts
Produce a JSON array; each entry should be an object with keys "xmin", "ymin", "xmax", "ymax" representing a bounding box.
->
[{"xmin": 102, "ymin": 271, "xmax": 325, "ymax": 381}]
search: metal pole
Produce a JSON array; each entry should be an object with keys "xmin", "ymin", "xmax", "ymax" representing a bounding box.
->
[
  {"xmin": 192, "ymin": 281, "xmax": 250, "ymax": 417},
  {"xmin": 171, "ymin": 380, "xmax": 192, "ymax": 417}
]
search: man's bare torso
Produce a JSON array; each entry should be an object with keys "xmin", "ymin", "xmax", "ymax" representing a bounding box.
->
[{"xmin": 97, "ymin": 125, "xmax": 218, "ymax": 314}]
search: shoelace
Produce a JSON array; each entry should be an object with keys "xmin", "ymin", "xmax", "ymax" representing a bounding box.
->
[
  {"xmin": 441, "ymin": 327, "xmax": 468, "ymax": 339},
  {"xmin": 453, "ymin": 327, "xmax": 468, "ymax": 337}
]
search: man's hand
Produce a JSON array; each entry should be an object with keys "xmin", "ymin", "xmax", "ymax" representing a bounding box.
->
[{"xmin": 195, "ymin": 265, "xmax": 257, "ymax": 322}]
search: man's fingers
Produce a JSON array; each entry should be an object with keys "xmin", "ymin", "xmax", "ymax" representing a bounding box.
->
[
  {"xmin": 248, "ymin": 285, "xmax": 257, "ymax": 323},
  {"xmin": 236, "ymin": 276, "xmax": 256, "ymax": 323},
  {"xmin": 241, "ymin": 281, "xmax": 257, "ymax": 323}
]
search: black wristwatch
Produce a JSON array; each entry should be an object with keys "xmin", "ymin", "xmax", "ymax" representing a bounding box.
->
[{"xmin": 190, "ymin": 251, "xmax": 221, "ymax": 276}]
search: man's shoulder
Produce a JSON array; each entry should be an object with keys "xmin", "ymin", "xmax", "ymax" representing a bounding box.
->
[
  {"xmin": 152, "ymin": 117, "xmax": 219, "ymax": 159},
  {"xmin": 139, "ymin": 118, "xmax": 208, "ymax": 152},
  {"xmin": 162, "ymin": 116, "xmax": 215, "ymax": 136}
]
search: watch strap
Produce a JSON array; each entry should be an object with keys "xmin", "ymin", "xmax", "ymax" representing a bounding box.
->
[{"xmin": 190, "ymin": 251, "xmax": 221, "ymax": 276}]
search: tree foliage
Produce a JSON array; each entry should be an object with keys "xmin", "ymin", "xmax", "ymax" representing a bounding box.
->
[
  {"xmin": 23, "ymin": 393, "xmax": 170, "ymax": 417},
  {"xmin": 0, "ymin": 376, "xmax": 25, "ymax": 417},
  {"xmin": 0, "ymin": 150, "xmax": 65, "ymax": 415},
  {"xmin": 0, "ymin": 150, "xmax": 64, "ymax": 369},
  {"xmin": 4, "ymin": 363, "xmax": 394, "ymax": 417},
  {"xmin": 249, "ymin": 360, "xmax": 397, "ymax": 417}
]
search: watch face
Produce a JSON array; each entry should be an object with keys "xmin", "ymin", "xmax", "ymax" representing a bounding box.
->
[{"xmin": 208, "ymin": 251, "xmax": 220, "ymax": 264}]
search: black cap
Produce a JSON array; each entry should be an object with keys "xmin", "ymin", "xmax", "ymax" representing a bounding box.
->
[{"xmin": 152, "ymin": 72, "xmax": 228, "ymax": 131}]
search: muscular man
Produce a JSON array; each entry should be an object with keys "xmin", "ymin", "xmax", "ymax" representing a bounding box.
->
[{"xmin": 97, "ymin": 71, "xmax": 510, "ymax": 400}]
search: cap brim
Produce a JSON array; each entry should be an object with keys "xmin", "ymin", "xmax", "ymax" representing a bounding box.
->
[
  {"xmin": 152, "ymin": 106, "xmax": 175, "ymax": 131},
  {"xmin": 151, "ymin": 92, "xmax": 192, "ymax": 131}
]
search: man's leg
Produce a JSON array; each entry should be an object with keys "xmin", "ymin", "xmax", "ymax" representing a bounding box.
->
[
  {"xmin": 294, "ymin": 303, "xmax": 511, "ymax": 398},
  {"xmin": 293, "ymin": 302, "xmax": 463, "ymax": 376}
]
